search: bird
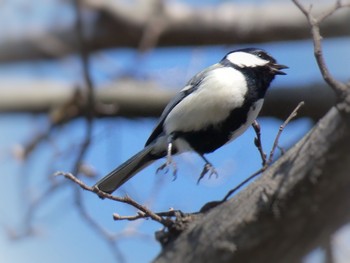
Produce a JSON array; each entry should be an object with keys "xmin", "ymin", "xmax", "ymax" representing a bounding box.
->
[{"xmin": 94, "ymin": 48, "xmax": 287, "ymax": 194}]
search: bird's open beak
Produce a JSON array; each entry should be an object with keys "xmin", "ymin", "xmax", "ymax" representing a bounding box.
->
[{"xmin": 271, "ymin": 64, "xmax": 288, "ymax": 75}]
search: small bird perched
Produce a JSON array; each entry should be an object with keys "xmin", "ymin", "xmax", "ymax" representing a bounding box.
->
[{"xmin": 94, "ymin": 48, "xmax": 287, "ymax": 194}]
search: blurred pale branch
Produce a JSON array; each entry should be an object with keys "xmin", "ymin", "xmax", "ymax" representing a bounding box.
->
[
  {"xmin": 0, "ymin": 1, "xmax": 349, "ymax": 62},
  {"xmin": 70, "ymin": 0, "xmax": 127, "ymax": 262},
  {"xmin": 3, "ymin": 1, "xmax": 349, "ymax": 262},
  {"xmin": 0, "ymin": 80, "xmax": 336, "ymax": 121}
]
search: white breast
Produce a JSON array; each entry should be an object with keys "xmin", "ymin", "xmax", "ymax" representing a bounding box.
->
[{"xmin": 164, "ymin": 67, "xmax": 248, "ymax": 134}]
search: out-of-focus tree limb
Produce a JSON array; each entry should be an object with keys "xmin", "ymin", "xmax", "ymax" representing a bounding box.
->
[
  {"xmin": 0, "ymin": 1, "xmax": 349, "ymax": 62},
  {"xmin": 0, "ymin": 80, "xmax": 335, "ymax": 121},
  {"xmin": 261, "ymin": 84, "xmax": 336, "ymax": 121}
]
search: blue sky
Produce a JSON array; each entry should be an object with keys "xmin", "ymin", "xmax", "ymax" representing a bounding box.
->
[{"xmin": 0, "ymin": 1, "xmax": 350, "ymax": 263}]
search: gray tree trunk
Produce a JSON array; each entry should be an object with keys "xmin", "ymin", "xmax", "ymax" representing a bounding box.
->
[{"xmin": 154, "ymin": 105, "xmax": 350, "ymax": 263}]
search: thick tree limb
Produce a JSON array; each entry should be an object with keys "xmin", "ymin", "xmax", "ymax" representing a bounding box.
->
[
  {"xmin": 0, "ymin": 2, "xmax": 349, "ymax": 62},
  {"xmin": 154, "ymin": 104, "xmax": 350, "ymax": 263},
  {"xmin": 155, "ymin": 2, "xmax": 350, "ymax": 261},
  {"xmin": 0, "ymin": 80, "xmax": 335, "ymax": 121}
]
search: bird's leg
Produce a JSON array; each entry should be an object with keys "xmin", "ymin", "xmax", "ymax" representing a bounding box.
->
[
  {"xmin": 166, "ymin": 138, "xmax": 178, "ymax": 180},
  {"xmin": 156, "ymin": 135, "xmax": 177, "ymax": 180},
  {"xmin": 197, "ymin": 154, "xmax": 218, "ymax": 184}
]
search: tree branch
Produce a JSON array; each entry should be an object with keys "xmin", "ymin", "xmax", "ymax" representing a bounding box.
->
[
  {"xmin": 1, "ymin": 2, "xmax": 349, "ymax": 61},
  {"xmin": 222, "ymin": 102, "xmax": 304, "ymax": 202},
  {"xmin": 56, "ymin": 172, "xmax": 173, "ymax": 227},
  {"xmin": 154, "ymin": 1, "xmax": 350, "ymax": 262},
  {"xmin": 0, "ymin": 81, "xmax": 336, "ymax": 121},
  {"xmin": 154, "ymin": 103, "xmax": 350, "ymax": 263},
  {"xmin": 267, "ymin": 101, "xmax": 305, "ymax": 164},
  {"xmin": 292, "ymin": 0, "xmax": 350, "ymax": 101},
  {"xmin": 252, "ymin": 120, "xmax": 267, "ymax": 166}
]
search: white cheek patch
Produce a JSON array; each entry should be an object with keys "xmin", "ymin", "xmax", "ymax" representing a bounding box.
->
[{"xmin": 226, "ymin": 52, "xmax": 269, "ymax": 68}]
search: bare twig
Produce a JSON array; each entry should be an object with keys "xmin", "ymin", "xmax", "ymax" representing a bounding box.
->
[
  {"xmin": 292, "ymin": 0, "xmax": 349, "ymax": 99},
  {"xmin": 56, "ymin": 172, "xmax": 173, "ymax": 227},
  {"xmin": 113, "ymin": 209, "xmax": 191, "ymax": 222},
  {"xmin": 70, "ymin": 1, "xmax": 128, "ymax": 262},
  {"xmin": 9, "ymin": 180, "xmax": 66, "ymax": 239},
  {"xmin": 114, "ymin": 212, "xmax": 148, "ymax": 221},
  {"xmin": 222, "ymin": 168, "xmax": 265, "ymax": 202},
  {"xmin": 59, "ymin": 100, "xmax": 304, "ymax": 248},
  {"xmin": 267, "ymin": 101, "xmax": 305, "ymax": 164},
  {"xmin": 72, "ymin": 0, "xmax": 94, "ymax": 176},
  {"xmin": 252, "ymin": 120, "xmax": 267, "ymax": 166},
  {"xmin": 19, "ymin": 89, "xmax": 85, "ymax": 160},
  {"xmin": 222, "ymin": 101, "xmax": 305, "ymax": 201}
]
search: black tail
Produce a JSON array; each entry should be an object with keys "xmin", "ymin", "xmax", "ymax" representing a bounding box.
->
[{"xmin": 94, "ymin": 145, "xmax": 155, "ymax": 194}]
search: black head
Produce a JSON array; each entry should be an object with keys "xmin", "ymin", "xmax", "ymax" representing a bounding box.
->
[{"xmin": 222, "ymin": 48, "xmax": 288, "ymax": 75}]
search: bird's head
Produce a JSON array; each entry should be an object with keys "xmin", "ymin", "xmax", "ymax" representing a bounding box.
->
[{"xmin": 222, "ymin": 48, "xmax": 288, "ymax": 76}]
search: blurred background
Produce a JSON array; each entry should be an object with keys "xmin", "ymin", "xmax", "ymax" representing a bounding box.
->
[{"xmin": 0, "ymin": 0, "xmax": 349, "ymax": 262}]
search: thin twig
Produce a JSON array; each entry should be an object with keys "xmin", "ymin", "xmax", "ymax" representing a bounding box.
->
[
  {"xmin": 252, "ymin": 120, "xmax": 267, "ymax": 166},
  {"xmin": 71, "ymin": 2, "xmax": 127, "ymax": 262},
  {"xmin": 56, "ymin": 172, "xmax": 173, "ymax": 227},
  {"xmin": 114, "ymin": 212, "xmax": 148, "ymax": 221},
  {"xmin": 113, "ymin": 209, "xmax": 189, "ymax": 222},
  {"xmin": 17, "ymin": 88, "xmax": 85, "ymax": 160},
  {"xmin": 72, "ymin": 0, "xmax": 94, "ymax": 176},
  {"xmin": 292, "ymin": 0, "xmax": 349, "ymax": 97},
  {"xmin": 223, "ymin": 101, "xmax": 305, "ymax": 201},
  {"xmin": 222, "ymin": 168, "xmax": 265, "ymax": 202},
  {"xmin": 267, "ymin": 101, "xmax": 305, "ymax": 164}
]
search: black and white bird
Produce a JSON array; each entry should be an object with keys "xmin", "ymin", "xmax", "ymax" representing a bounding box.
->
[{"xmin": 94, "ymin": 48, "xmax": 287, "ymax": 194}]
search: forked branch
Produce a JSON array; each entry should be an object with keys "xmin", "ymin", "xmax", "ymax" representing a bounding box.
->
[
  {"xmin": 223, "ymin": 101, "xmax": 305, "ymax": 201},
  {"xmin": 292, "ymin": 0, "xmax": 350, "ymax": 100},
  {"xmin": 55, "ymin": 171, "xmax": 174, "ymax": 227}
]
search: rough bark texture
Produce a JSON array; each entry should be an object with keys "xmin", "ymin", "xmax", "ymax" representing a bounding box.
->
[{"xmin": 154, "ymin": 105, "xmax": 350, "ymax": 263}]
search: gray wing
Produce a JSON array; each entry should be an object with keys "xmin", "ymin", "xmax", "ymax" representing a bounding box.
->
[{"xmin": 145, "ymin": 64, "xmax": 221, "ymax": 146}]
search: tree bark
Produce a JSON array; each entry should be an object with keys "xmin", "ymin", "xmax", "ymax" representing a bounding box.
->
[{"xmin": 154, "ymin": 105, "xmax": 350, "ymax": 263}]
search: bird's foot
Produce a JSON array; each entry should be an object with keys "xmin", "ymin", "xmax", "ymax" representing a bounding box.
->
[
  {"xmin": 156, "ymin": 157, "xmax": 178, "ymax": 181},
  {"xmin": 197, "ymin": 163, "xmax": 218, "ymax": 184}
]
